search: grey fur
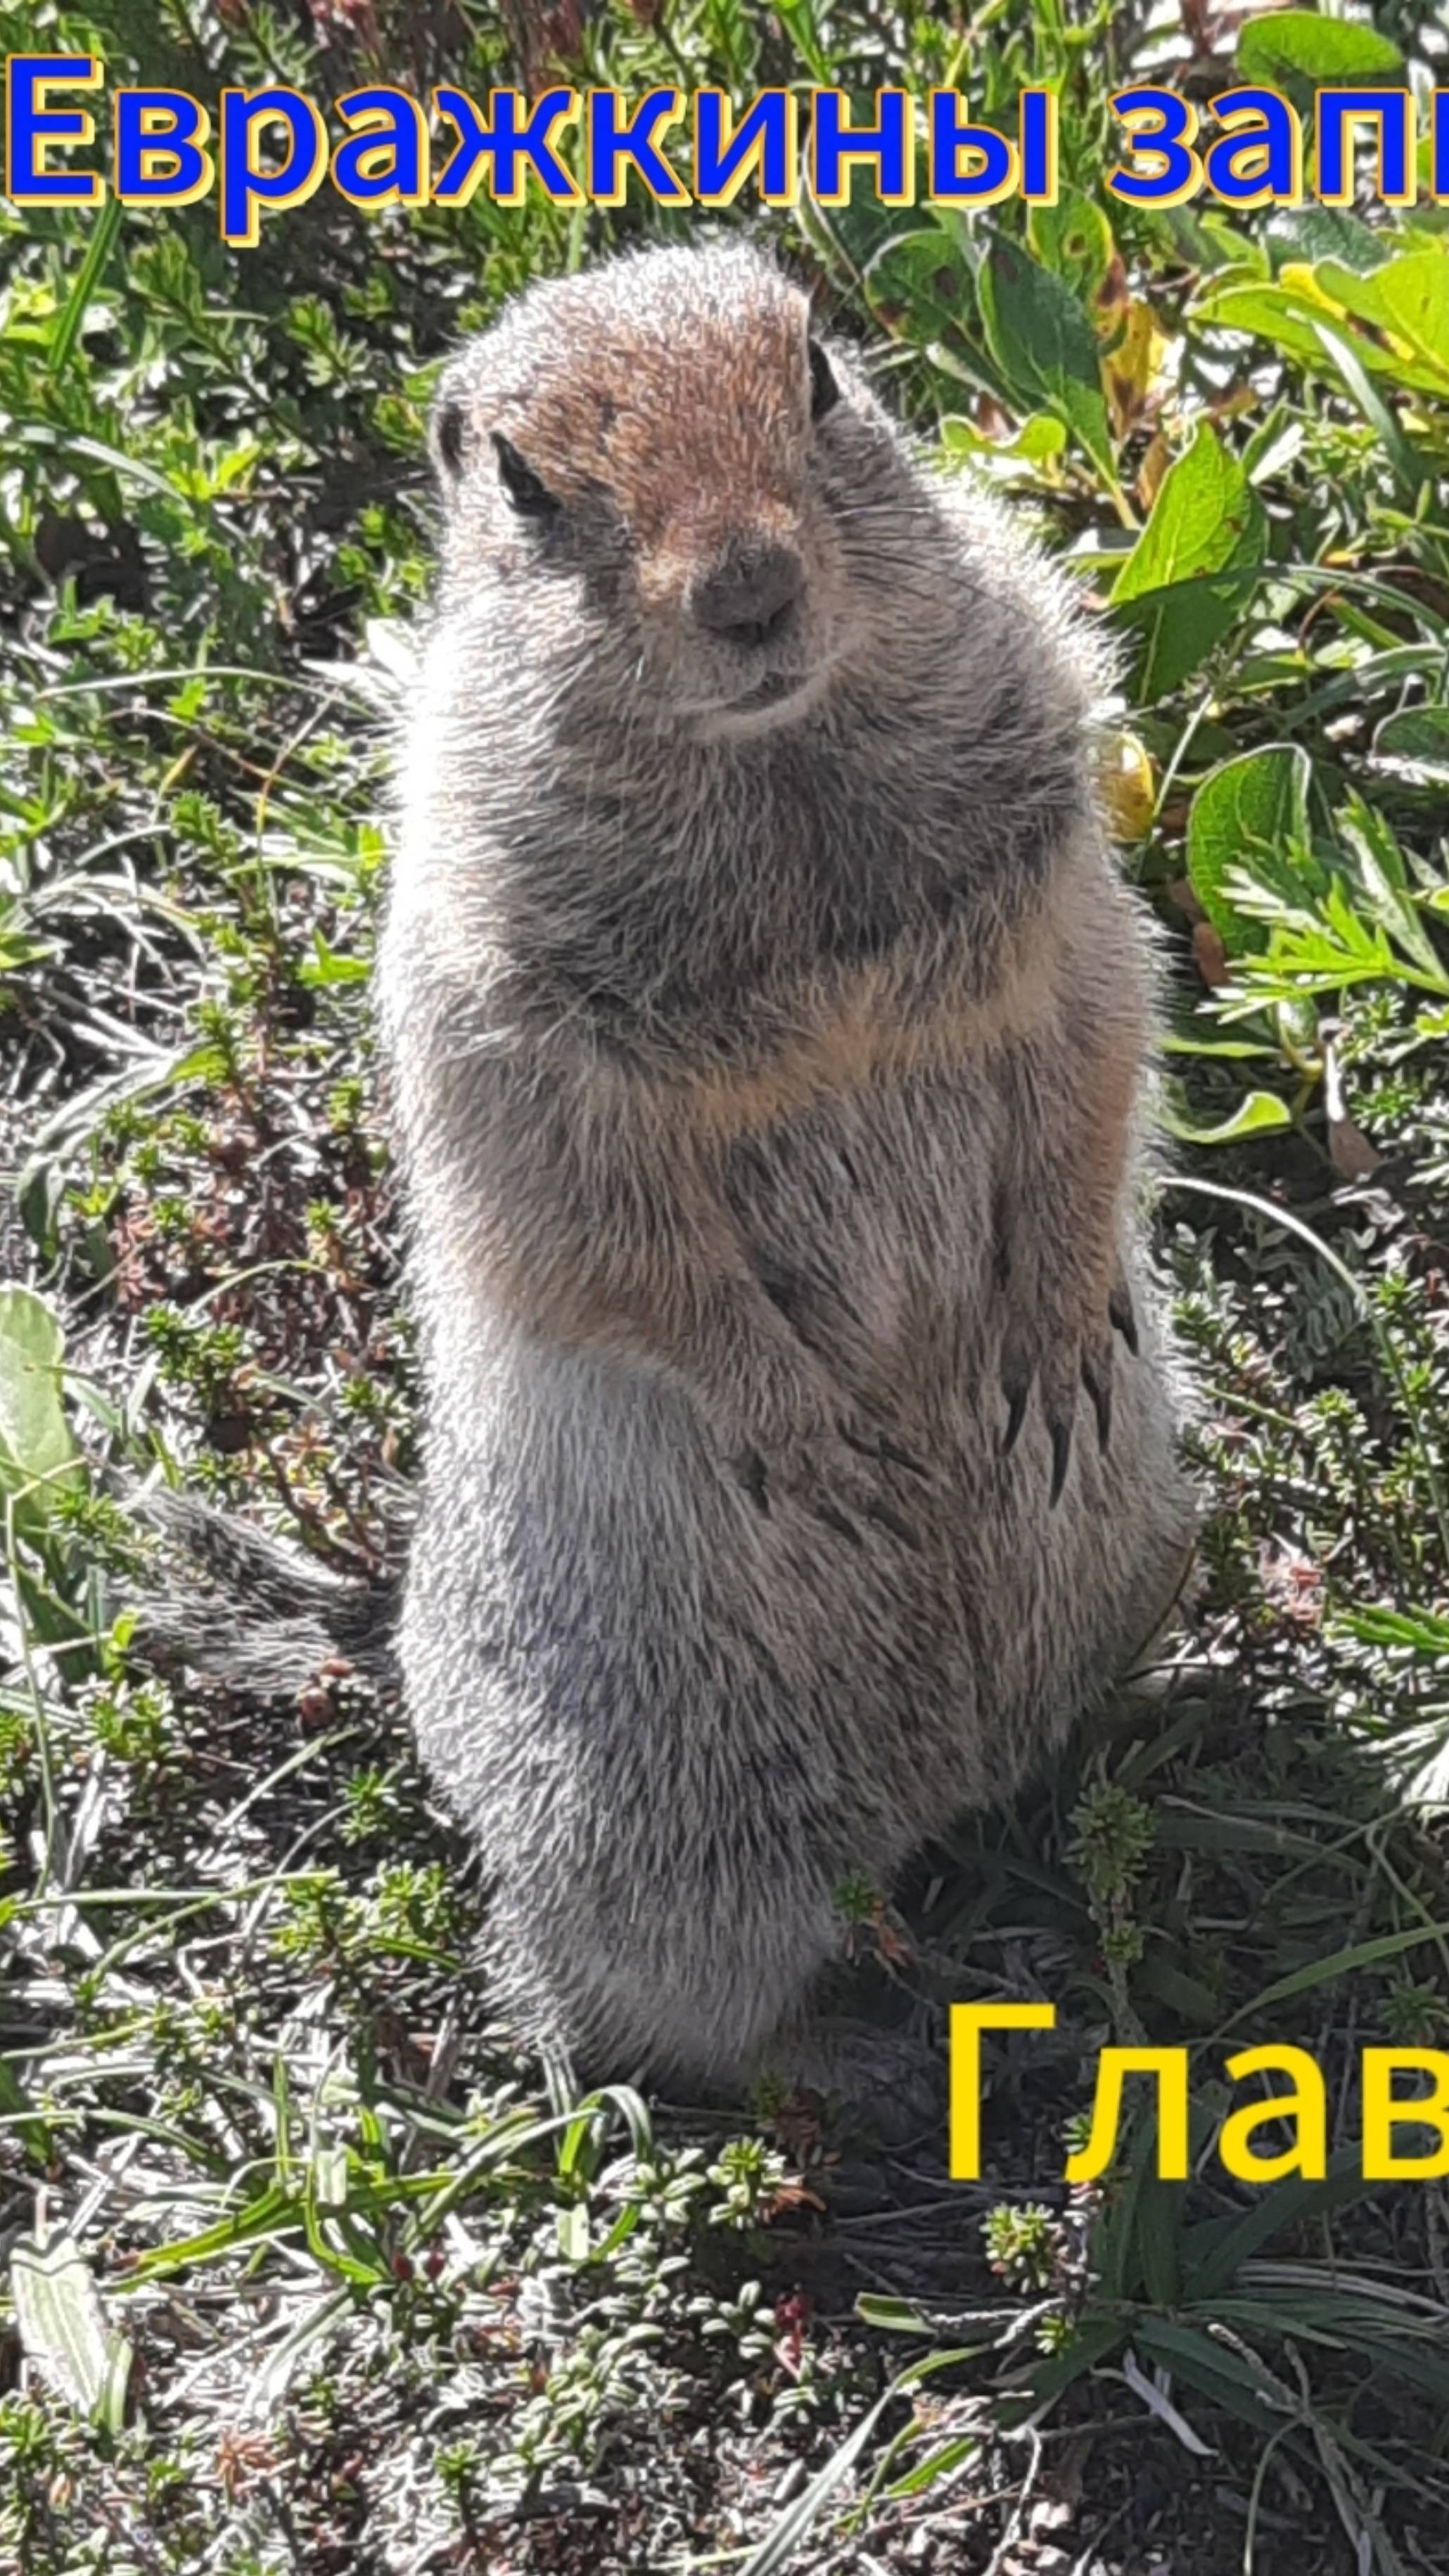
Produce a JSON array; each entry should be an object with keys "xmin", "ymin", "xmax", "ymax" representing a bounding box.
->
[
  {"xmin": 374, "ymin": 241, "xmax": 1196, "ymax": 2093},
  {"xmin": 136, "ymin": 1492, "xmax": 397, "ymax": 1696}
]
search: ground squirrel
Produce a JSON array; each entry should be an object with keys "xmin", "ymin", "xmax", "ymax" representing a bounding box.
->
[
  {"xmin": 149, "ymin": 241, "xmax": 1192, "ymax": 2097},
  {"xmin": 371, "ymin": 240, "xmax": 1193, "ymax": 2094}
]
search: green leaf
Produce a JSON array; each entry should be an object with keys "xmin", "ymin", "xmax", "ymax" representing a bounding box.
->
[
  {"xmin": 0, "ymin": 2059, "xmax": 52, "ymax": 2169},
  {"xmin": 1228, "ymin": 1920, "xmax": 1449, "ymax": 2022},
  {"xmin": 976, "ymin": 238, "xmax": 1117, "ymax": 485},
  {"xmin": 1336, "ymin": 791, "xmax": 1447, "ymax": 980},
  {"xmin": 855, "ymin": 2296, "xmax": 932, "ymax": 2334},
  {"xmin": 1339, "ymin": 1604, "xmax": 1449, "ymax": 1655},
  {"xmin": 860, "ymin": 227, "xmax": 984, "ymax": 386},
  {"xmin": 1362, "ymin": 250, "xmax": 1449, "ymax": 391},
  {"xmin": 1159, "ymin": 1090, "xmax": 1294, "ymax": 1148},
  {"xmin": 0, "ymin": 1286, "xmax": 82, "ymax": 1539},
  {"xmin": 740, "ymin": 2345, "xmax": 982, "ymax": 2575},
  {"xmin": 11, "ymin": 2235, "xmax": 133, "ymax": 2432},
  {"xmin": 997, "ymin": 2313, "xmax": 1126, "ymax": 2426},
  {"xmin": 1310, "ymin": 319, "xmax": 1429, "ymax": 497},
  {"xmin": 1111, "ymin": 426, "xmax": 1265, "ymax": 699},
  {"xmin": 1374, "ymin": 708, "xmax": 1449, "ymax": 784},
  {"xmin": 1187, "ymin": 744, "xmax": 1312, "ymax": 953},
  {"xmin": 1197, "ymin": 262, "xmax": 1449, "ymax": 400},
  {"xmin": 49, "ymin": 196, "xmax": 123, "ymax": 382},
  {"xmin": 1195, "ymin": 280, "xmax": 1349, "ymax": 375},
  {"xmin": 297, "ymin": 933, "xmax": 369, "ymax": 988},
  {"xmin": 1180, "ymin": 2153, "xmax": 1374, "ymax": 2302},
  {"xmin": 1131, "ymin": 2318, "xmax": 1278, "ymax": 2435},
  {"xmin": 883, "ymin": 2435, "xmax": 981, "ymax": 2500},
  {"xmin": 1026, "ymin": 186, "xmax": 1116, "ymax": 305},
  {"xmin": 1238, "ymin": 9, "xmax": 1403, "ymax": 89},
  {"xmin": 556, "ymin": 2201, "xmax": 592, "ymax": 2261},
  {"xmin": 1160, "ymin": 1034, "xmax": 1277, "ymax": 1060},
  {"xmin": 1114, "ymin": 423, "xmax": 1263, "ymax": 605},
  {"xmin": 940, "ymin": 412, "xmax": 1066, "ymax": 466},
  {"xmin": 1264, "ymin": 206, "xmax": 1392, "ymax": 277}
]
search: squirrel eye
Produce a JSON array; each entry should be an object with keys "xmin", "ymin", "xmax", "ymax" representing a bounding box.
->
[
  {"xmin": 492, "ymin": 433, "xmax": 560, "ymax": 521},
  {"xmin": 808, "ymin": 338, "xmax": 841, "ymax": 424}
]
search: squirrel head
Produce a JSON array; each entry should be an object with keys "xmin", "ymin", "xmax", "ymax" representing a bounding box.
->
[{"xmin": 427, "ymin": 243, "xmax": 921, "ymax": 745}]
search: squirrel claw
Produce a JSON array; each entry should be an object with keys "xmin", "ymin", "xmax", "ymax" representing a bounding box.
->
[
  {"xmin": 1081, "ymin": 1353, "xmax": 1112, "ymax": 1453},
  {"xmin": 1048, "ymin": 1416, "xmax": 1073, "ymax": 1506},
  {"xmin": 1109, "ymin": 1280, "xmax": 1139, "ymax": 1357},
  {"xmin": 1000, "ymin": 1373, "xmax": 1031, "ymax": 1458}
]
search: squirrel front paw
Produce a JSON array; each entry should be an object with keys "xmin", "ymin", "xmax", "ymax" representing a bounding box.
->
[
  {"xmin": 728, "ymin": 1371, "xmax": 928, "ymax": 1549},
  {"xmin": 1000, "ymin": 1269, "xmax": 1139, "ymax": 1506}
]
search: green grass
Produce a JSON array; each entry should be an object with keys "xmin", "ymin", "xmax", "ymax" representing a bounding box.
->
[{"xmin": 6, "ymin": 1, "xmax": 1449, "ymax": 2568}]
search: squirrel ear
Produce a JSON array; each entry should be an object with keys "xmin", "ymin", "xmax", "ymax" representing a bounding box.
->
[{"xmin": 430, "ymin": 389, "xmax": 471, "ymax": 490}]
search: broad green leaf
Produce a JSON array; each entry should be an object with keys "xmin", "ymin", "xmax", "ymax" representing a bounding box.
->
[
  {"xmin": 862, "ymin": 226, "xmax": 977, "ymax": 358},
  {"xmin": 1308, "ymin": 253, "xmax": 1449, "ymax": 392},
  {"xmin": 1115, "ymin": 424, "xmax": 1262, "ymax": 604},
  {"xmin": 1026, "ymin": 186, "xmax": 1116, "ymax": 306},
  {"xmin": 940, "ymin": 411, "xmax": 1066, "ymax": 465},
  {"xmin": 858, "ymin": 223, "xmax": 1007, "ymax": 409},
  {"xmin": 977, "ymin": 238, "xmax": 1117, "ymax": 483},
  {"xmin": 1265, "ymin": 206, "xmax": 1392, "ymax": 277},
  {"xmin": 1196, "ymin": 279, "xmax": 1353, "ymax": 374},
  {"xmin": 0, "ymin": 1286, "xmax": 81, "ymax": 1537},
  {"xmin": 11, "ymin": 2235, "xmax": 133, "ymax": 2431},
  {"xmin": 1187, "ymin": 744, "xmax": 1312, "ymax": 953},
  {"xmin": 1159, "ymin": 1090, "xmax": 1294, "ymax": 1148},
  {"xmin": 1111, "ymin": 425, "xmax": 1264, "ymax": 699},
  {"xmin": 1374, "ymin": 250, "xmax": 1449, "ymax": 388},
  {"xmin": 1198, "ymin": 269, "xmax": 1449, "ymax": 398},
  {"xmin": 1112, "ymin": 564, "xmax": 1266, "ymax": 710},
  {"xmin": 1237, "ymin": 10, "xmax": 1403, "ymax": 89},
  {"xmin": 1374, "ymin": 708, "xmax": 1449, "ymax": 784}
]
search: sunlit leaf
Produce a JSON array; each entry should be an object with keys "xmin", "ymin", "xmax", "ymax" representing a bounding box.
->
[
  {"xmin": 1237, "ymin": 9, "xmax": 1403, "ymax": 91},
  {"xmin": 11, "ymin": 2235, "xmax": 134, "ymax": 2432},
  {"xmin": 1374, "ymin": 707, "xmax": 1449, "ymax": 784},
  {"xmin": 1186, "ymin": 744, "xmax": 1312, "ymax": 953},
  {"xmin": 977, "ymin": 237, "xmax": 1117, "ymax": 485},
  {"xmin": 1111, "ymin": 424, "xmax": 1264, "ymax": 699},
  {"xmin": 1159, "ymin": 1089, "xmax": 1294, "ymax": 1147},
  {"xmin": 0, "ymin": 1286, "xmax": 82, "ymax": 1540}
]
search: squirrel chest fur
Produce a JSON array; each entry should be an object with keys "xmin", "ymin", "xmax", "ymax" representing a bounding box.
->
[{"xmin": 378, "ymin": 241, "xmax": 1194, "ymax": 2090}]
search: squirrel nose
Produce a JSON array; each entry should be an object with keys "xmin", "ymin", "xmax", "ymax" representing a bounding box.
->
[{"xmin": 691, "ymin": 542, "xmax": 804, "ymax": 649}]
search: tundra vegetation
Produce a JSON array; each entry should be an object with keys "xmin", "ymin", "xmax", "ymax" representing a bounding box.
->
[{"xmin": 4, "ymin": 3, "xmax": 1449, "ymax": 2570}]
